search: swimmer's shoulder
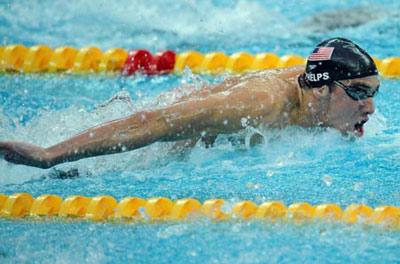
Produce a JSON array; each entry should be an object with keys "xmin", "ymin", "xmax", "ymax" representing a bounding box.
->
[
  {"xmin": 259, "ymin": 66, "xmax": 304, "ymax": 90},
  {"xmin": 216, "ymin": 66, "xmax": 304, "ymax": 94},
  {"xmin": 237, "ymin": 66, "xmax": 304, "ymax": 83},
  {"xmin": 264, "ymin": 66, "xmax": 304, "ymax": 79}
]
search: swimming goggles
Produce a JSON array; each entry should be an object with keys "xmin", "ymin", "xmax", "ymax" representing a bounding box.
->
[{"xmin": 334, "ymin": 81, "xmax": 379, "ymax": 101}]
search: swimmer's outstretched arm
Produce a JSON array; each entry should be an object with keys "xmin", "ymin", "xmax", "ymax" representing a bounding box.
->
[{"xmin": 0, "ymin": 88, "xmax": 271, "ymax": 168}]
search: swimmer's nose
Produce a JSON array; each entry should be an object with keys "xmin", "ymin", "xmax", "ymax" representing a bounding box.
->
[{"xmin": 360, "ymin": 98, "xmax": 375, "ymax": 115}]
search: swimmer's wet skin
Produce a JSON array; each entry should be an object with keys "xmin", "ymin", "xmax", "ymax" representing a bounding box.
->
[{"xmin": 0, "ymin": 37, "xmax": 380, "ymax": 169}]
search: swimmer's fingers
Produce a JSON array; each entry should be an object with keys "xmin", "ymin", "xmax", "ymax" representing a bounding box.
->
[
  {"xmin": 0, "ymin": 141, "xmax": 51, "ymax": 168},
  {"xmin": 0, "ymin": 141, "xmax": 26, "ymax": 164},
  {"xmin": 0, "ymin": 141, "xmax": 12, "ymax": 160}
]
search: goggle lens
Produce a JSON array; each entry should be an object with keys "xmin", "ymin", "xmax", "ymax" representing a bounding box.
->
[{"xmin": 335, "ymin": 81, "xmax": 379, "ymax": 101}]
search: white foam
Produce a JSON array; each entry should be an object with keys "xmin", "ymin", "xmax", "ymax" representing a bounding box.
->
[{"xmin": 0, "ymin": 0, "xmax": 296, "ymax": 50}]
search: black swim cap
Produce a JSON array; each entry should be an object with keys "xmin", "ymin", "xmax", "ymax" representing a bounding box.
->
[{"xmin": 303, "ymin": 37, "xmax": 378, "ymax": 88}]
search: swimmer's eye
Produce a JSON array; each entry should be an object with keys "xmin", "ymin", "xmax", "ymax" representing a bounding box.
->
[
  {"xmin": 351, "ymin": 83, "xmax": 379, "ymax": 92},
  {"xmin": 335, "ymin": 81, "xmax": 379, "ymax": 100},
  {"xmin": 348, "ymin": 84, "xmax": 379, "ymax": 98}
]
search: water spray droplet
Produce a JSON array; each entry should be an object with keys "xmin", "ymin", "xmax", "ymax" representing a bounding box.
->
[
  {"xmin": 241, "ymin": 117, "xmax": 248, "ymax": 127},
  {"xmin": 354, "ymin": 182, "xmax": 363, "ymax": 191},
  {"xmin": 140, "ymin": 113, "xmax": 146, "ymax": 122},
  {"xmin": 323, "ymin": 175, "xmax": 333, "ymax": 186}
]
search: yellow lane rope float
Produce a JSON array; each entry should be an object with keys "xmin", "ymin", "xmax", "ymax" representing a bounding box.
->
[
  {"xmin": 0, "ymin": 45, "xmax": 399, "ymax": 77},
  {"xmin": 0, "ymin": 193, "xmax": 399, "ymax": 228}
]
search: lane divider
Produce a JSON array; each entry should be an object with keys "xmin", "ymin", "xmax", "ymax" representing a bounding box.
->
[
  {"xmin": 0, "ymin": 45, "xmax": 399, "ymax": 77},
  {"xmin": 0, "ymin": 193, "xmax": 399, "ymax": 228}
]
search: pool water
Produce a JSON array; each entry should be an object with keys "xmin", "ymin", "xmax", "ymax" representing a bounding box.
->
[{"xmin": 0, "ymin": 0, "xmax": 400, "ymax": 263}]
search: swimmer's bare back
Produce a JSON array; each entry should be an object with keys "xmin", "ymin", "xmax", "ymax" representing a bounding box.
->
[{"xmin": 0, "ymin": 66, "xmax": 303, "ymax": 168}]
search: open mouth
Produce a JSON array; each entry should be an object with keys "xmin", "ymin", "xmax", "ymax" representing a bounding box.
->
[{"xmin": 354, "ymin": 120, "xmax": 368, "ymax": 136}]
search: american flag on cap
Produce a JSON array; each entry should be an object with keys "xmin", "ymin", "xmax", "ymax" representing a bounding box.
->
[{"xmin": 308, "ymin": 47, "xmax": 334, "ymax": 61}]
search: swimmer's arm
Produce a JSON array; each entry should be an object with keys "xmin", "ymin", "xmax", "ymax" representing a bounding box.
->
[{"xmin": 0, "ymin": 88, "xmax": 271, "ymax": 168}]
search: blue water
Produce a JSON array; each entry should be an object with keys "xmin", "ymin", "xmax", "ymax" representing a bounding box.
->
[{"xmin": 1, "ymin": 0, "xmax": 400, "ymax": 263}]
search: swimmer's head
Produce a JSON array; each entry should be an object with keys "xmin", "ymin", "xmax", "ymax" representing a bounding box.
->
[
  {"xmin": 299, "ymin": 38, "xmax": 380, "ymax": 137},
  {"xmin": 301, "ymin": 37, "xmax": 378, "ymax": 88}
]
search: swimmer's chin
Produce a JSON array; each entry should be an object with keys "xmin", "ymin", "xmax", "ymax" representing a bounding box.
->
[
  {"xmin": 334, "ymin": 123, "xmax": 365, "ymax": 139},
  {"xmin": 348, "ymin": 125, "xmax": 365, "ymax": 138}
]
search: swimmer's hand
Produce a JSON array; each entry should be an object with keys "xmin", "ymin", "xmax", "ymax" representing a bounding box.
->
[{"xmin": 0, "ymin": 141, "xmax": 52, "ymax": 169}]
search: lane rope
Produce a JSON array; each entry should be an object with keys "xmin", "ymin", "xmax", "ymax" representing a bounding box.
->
[
  {"xmin": 0, "ymin": 193, "xmax": 399, "ymax": 228},
  {"xmin": 0, "ymin": 45, "xmax": 399, "ymax": 77}
]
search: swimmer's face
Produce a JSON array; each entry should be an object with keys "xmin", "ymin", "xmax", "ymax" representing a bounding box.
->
[{"xmin": 325, "ymin": 75, "xmax": 380, "ymax": 137}]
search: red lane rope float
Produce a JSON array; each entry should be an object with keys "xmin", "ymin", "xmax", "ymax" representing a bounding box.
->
[
  {"xmin": 1, "ymin": 44, "xmax": 400, "ymax": 77},
  {"xmin": 121, "ymin": 50, "xmax": 176, "ymax": 75},
  {"xmin": 0, "ymin": 45, "xmax": 176, "ymax": 75}
]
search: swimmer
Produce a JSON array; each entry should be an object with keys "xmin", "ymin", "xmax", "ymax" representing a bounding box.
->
[{"xmin": 0, "ymin": 37, "xmax": 380, "ymax": 169}]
